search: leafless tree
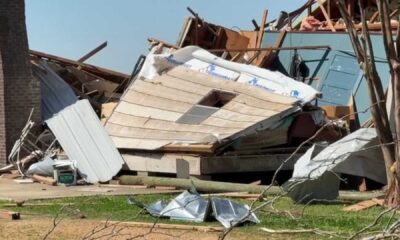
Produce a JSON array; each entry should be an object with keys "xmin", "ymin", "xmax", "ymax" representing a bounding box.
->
[{"xmin": 337, "ymin": 0, "xmax": 400, "ymax": 206}]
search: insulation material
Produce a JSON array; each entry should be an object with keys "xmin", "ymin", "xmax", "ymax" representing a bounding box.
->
[{"xmin": 139, "ymin": 46, "xmax": 319, "ymax": 103}]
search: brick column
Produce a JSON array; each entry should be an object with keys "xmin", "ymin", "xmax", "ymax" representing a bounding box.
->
[{"xmin": 0, "ymin": 0, "xmax": 41, "ymax": 166}]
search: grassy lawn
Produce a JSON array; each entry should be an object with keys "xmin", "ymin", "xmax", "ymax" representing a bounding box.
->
[{"xmin": 0, "ymin": 193, "xmax": 395, "ymax": 239}]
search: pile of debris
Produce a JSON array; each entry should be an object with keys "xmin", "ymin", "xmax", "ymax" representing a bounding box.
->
[
  {"xmin": 1, "ymin": 0, "xmax": 395, "ymax": 208},
  {"xmin": 128, "ymin": 188, "xmax": 260, "ymax": 228}
]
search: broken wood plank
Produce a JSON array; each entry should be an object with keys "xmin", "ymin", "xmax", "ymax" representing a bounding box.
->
[
  {"xmin": 77, "ymin": 41, "xmax": 108, "ymax": 63},
  {"xmin": 99, "ymin": 184, "xmax": 149, "ymax": 189},
  {"xmin": 30, "ymin": 50, "xmax": 129, "ymax": 84},
  {"xmin": 256, "ymin": 10, "xmax": 268, "ymax": 49},
  {"xmin": 0, "ymin": 210, "xmax": 20, "ymax": 220},
  {"xmin": 317, "ymin": 0, "xmax": 336, "ymax": 32},
  {"xmin": 342, "ymin": 198, "xmax": 384, "ymax": 212},
  {"xmin": 147, "ymin": 37, "xmax": 179, "ymax": 50},
  {"xmin": 32, "ymin": 174, "xmax": 56, "ymax": 186},
  {"xmin": 369, "ymin": 11, "xmax": 379, "ymax": 23},
  {"xmin": 103, "ymin": 221, "xmax": 224, "ymax": 232},
  {"xmin": 256, "ymin": 30, "xmax": 287, "ymax": 67},
  {"xmin": 1, "ymin": 172, "xmax": 21, "ymax": 179},
  {"xmin": 162, "ymin": 144, "xmax": 216, "ymax": 154},
  {"xmin": 208, "ymin": 44, "xmax": 330, "ymax": 53}
]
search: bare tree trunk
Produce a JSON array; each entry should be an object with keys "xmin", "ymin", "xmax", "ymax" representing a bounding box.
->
[{"xmin": 337, "ymin": 0, "xmax": 399, "ymax": 206}]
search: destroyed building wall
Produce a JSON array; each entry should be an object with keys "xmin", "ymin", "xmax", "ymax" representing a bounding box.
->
[
  {"xmin": 0, "ymin": 0, "xmax": 41, "ymax": 166},
  {"xmin": 262, "ymin": 31, "xmax": 390, "ymax": 125}
]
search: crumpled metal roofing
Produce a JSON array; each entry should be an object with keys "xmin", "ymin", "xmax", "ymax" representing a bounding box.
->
[
  {"xmin": 128, "ymin": 190, "xmax": 260, "ymax": 228},
  {"xmin": 211, "ymin": 197, "xmax": 260, "ymax": 228},
  {"xmin": 33, "ymin": 62, "xmax": 124, "ymax": 183},
  {"xmin": 160, "ymin": 191, "xmax": 209, "ymax": 222}
]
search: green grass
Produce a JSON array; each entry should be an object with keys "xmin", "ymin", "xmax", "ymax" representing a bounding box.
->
[{"xmin": 0, "ymin": 194, "xmax": 396, "ymax": 239}]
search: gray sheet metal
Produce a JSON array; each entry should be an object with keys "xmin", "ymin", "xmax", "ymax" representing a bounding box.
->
[
  {"xmin": 210, "ymin": 198, "xmax": 260, "ymax": 228},
  {"xmin": 127, "ymin": 196, "xmax": 168, "ymax": 217},
  {"xmin": 286, "ymin": 128, "xmax": 385, "ymax": 202},
  {"xmin": 291, "ymin": 128, "xmax": 385, "ymax": 183},
  {"xmin": 34, "ymin": 62, "xmax": 124, "ymax": 183},
  {"xmin": 145, "ymin": 200, "xmax": 168, "ymax": 217},
  {"xmin": 159, "ymin": 191, "xmax": 210, "ymax": 222}
]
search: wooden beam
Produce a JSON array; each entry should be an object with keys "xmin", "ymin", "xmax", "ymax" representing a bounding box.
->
[
  {"xmin": 256, "ymin": 30, "xmax": 287, "ymax": 67},
  {"xmin": 317, "ymin": 0, "xmax": 336, "ymax": 32},
  {"xmin": 256, "ymin": 10, "xmax": 268, "ymax": 49},
  {"xmin": 147, "ymin": 37, "xmax": 179, "ymax": 49},
  {"xmin": 324, "ymin": 22, "xmax": 400, "ymax": 31},
  {"xmin": 162, "ymin": 143, "xmax": 216, "ymax": 153},
  {"xmin": 32, "ymin": 174, "xmax": 56, "ymax": 186},
  {"xmin": 186, "ymin": 7, "xmax": 218, "ymax": 36},
  {"xmin": 77, "ymin": 41, "xmax": 107, "ymax": 63},
  {"xmin": 119, "ymin": 175, "xmax": 386, "ymax": 201},
  {"xmin": 30, "ymin": 50, "xmax": 129, "ymax": 84},
  {"xmin": 369, "ymin": 11, "xmax": 380, "ymax": 23},
  {"xmin": 390, "ymin": 8, "xmax": 399, "ymax": 18},
  {"xmin": 208, "ymin": 44, "xmax": 330, "ymax": 53}
]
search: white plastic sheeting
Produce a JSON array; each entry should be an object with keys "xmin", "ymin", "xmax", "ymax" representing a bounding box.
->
[{"xmin": 138, "ymin": 46, "xmax": 319, "ymax": 103}]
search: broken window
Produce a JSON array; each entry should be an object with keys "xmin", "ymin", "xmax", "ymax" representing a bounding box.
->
[{"xmin": 176, "ymin": 90, "xmax": 237, "ymax": 124}]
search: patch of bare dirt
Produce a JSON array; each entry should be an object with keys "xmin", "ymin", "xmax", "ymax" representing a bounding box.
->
[{"xmin": 0, "ymin": 215, "xmax": 273, "ymax": 240}]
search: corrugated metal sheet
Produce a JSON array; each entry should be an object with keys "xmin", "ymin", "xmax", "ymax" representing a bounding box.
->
[{"xmin": 33, "ymin": 62, "xmax": 124, "ymax": 183}]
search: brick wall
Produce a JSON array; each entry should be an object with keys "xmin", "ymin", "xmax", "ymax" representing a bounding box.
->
[{"xmin": 0, "ymin": 0, "xmax": 41, "ymax": 166}]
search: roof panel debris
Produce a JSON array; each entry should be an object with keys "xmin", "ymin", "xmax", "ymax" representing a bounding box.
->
[{"xmin": 1, "ymin": 1, "xmax": 395, "ymax": 209}]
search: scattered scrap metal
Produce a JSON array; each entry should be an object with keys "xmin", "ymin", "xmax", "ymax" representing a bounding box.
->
[
  {"xmin": 128, "ymin": 188, "xmax": 260, "ymax": 228},
  {"xmin": 0, "ymin": 1, "xmax": 394, "ymax": 208}
]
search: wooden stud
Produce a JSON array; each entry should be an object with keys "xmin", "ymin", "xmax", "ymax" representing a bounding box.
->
[
  {"xmin": 32, "ymin": 174, "xmax": 57, "ymax": 186},
  {"xmin": 77, "ymin": 41, "xmax": 108, "ymax": 63},
  {"xmin": 317, "ymin": 0, "xmax": 336, "ymax": 32}
]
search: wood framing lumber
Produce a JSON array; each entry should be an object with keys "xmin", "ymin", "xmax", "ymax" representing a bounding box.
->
[
  {"xmin": 256, "ymin": 30, "xmax": 287, "ymax": 67},
  {"xmin": 208, "ymin": 45, "xmax": 330, "ymax": 53},
  {"xmin": 256, "ymin": 10, "xmax": 268, "ymax": 49},
  {"xmin": 32, "ymin": 174, "xmax": 56, "ymax": 186},
  {"xmin": 162, "ymin": 143, "xmax": 216, "ymax": 153},
  {"xmin": 30, "ymin": 50, "xmax": 129, "ymax": 84},
  {"xmin": 342, "ymin": 198, "xmax": 384, "ymax": 212},
  {"xmin": 119, "ymin": 176, "xmax": 385, "ymax": 201},
  {"xmin": 77, "ymin": 41, "xmax": 108, "ymax": 63},
  {"xmin": 317, "ymin": 0, "xmax": 336, "ymax": 32},
  {"xmin": 102, "ymin": 221, "xmax": 224, "ymax": 232},
  {"xmin": 147, "ymin": 37, "xmax": 179, "ymax": 49}
]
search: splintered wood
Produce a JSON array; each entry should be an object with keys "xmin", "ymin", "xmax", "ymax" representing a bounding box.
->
[{"xmin": 342, "ymin": 198, "xmax": 384, "ymax": 212}]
